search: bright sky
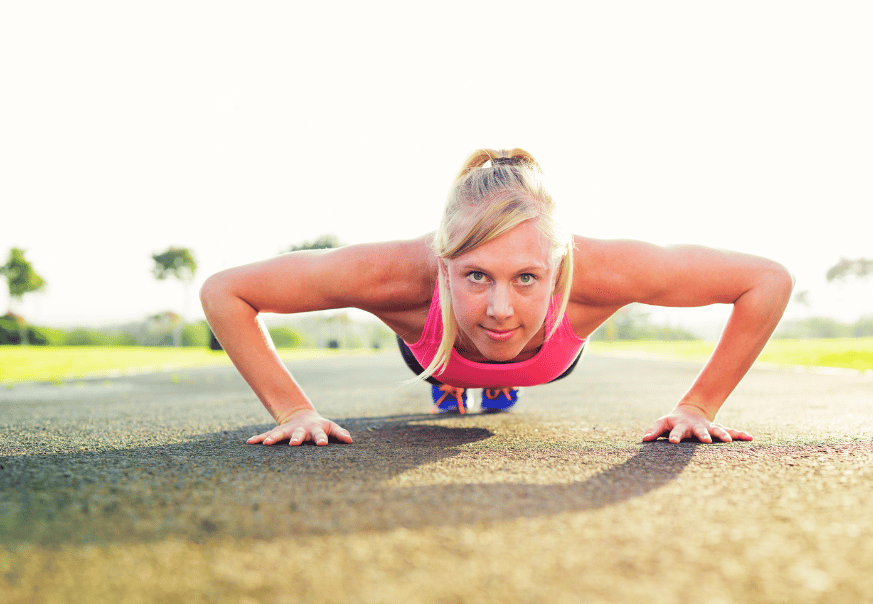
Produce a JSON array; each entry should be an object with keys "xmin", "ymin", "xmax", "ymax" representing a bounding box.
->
[{"xmin": 2, "ymin": 1, "xmax": 871, "ymax": 330}]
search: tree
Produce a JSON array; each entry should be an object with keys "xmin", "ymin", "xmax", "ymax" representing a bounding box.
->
[
  {"xmin": 826, "ymin": 257, "xmax": 873, "ymax": 282},
  {"xmin": 595, "ymin": 303, "xmax": 699, "ymax": 342},
  {"xmin": 284, "ymin": 234, "xmax": 342, "ymax": 253},
  {"xmin": 792, "ymin": 290, "xmax": 811, "ymax": 307},
  {"xmin": 827, "ymin": 257, "xmax": 872, "ymax": 319},
  {"xmin": 152, "ymin": 247, "xmax": 198, "ymax": 282},
  {"xmin": 1, "ymin": 248, "xmax": 47, "ymax": 345},
  {"xmin": 151, "ymin": 247, "xmax": 197, "ymax": 346}
]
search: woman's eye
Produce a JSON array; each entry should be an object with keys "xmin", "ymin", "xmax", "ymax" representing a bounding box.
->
[
  {"xmin": 468, "ymin": 271, "xmax": 486, "ymax": 282},
  {"xmin": 518, "ymin": 273, "xmax": 536, "ymax": 284}
]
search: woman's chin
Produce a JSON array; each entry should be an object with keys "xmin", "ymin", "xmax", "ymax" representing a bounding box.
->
[
  {"xmin": 477, "ymin": 341, "xmax": 525, "ymax": 363},
  {"xmin": 456, "ymin": 330, "xmax": 528, "ymax": 362}
]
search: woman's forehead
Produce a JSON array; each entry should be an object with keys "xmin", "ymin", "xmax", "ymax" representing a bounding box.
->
[{"xmin": 450, "ymin": 222, "xmax": 552, "ymax": 270}]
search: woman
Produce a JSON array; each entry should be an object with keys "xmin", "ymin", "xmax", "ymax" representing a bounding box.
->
[{"xmin": 200, "ymin": 148, "xmax": 793, "ymax": 447}]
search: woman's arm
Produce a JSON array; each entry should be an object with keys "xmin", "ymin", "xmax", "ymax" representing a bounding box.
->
[
  {"xmin": 573, "ymin": 238, "xmax": 794, "ymax": 443},
  {"xmin": 646, "ymin": 247, "xmax": 793, "ymax": 443},
  {"xmin": 200, "ymin": 238, "xmax": 433, "ymax": 445}
]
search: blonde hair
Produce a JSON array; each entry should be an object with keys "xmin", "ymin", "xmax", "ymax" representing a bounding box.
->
[{"xmin": 420, "ymin": 148, "xmax": 575, "ymax": 381}]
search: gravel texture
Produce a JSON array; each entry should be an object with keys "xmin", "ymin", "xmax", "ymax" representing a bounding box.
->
[{"xmin": 2, "ymin": 352, "xmax": 872, "ymax": 603}]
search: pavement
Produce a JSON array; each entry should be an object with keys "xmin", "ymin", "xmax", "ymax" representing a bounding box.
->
[{"xmin": 1, "ymin": 350, "xmax": 872, "ymax": 604}]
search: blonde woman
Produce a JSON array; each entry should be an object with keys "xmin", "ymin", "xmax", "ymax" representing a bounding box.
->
[{"xmin": 200, "ymin": 149, "xmax": 793, "ymax": 447}]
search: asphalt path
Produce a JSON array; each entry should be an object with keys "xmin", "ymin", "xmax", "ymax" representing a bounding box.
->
[{"xmin": 2, "ymin": 350, "xmax": 872, "ymax": 603}]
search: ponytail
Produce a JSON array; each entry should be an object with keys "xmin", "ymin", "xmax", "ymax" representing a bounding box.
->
[{"xmin": 454, "ymin": 148, "xmax": 542, "ymax": 181}]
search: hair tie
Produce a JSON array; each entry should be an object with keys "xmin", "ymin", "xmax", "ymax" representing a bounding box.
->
[{"xmin": 491, "ymin": 156, "xmax": 520, "ymax": 167}]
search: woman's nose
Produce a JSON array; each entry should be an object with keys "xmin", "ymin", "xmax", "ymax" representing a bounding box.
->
[{"xmin": 487, "ymin": 285, "xmax": 513, "ymax": 320}]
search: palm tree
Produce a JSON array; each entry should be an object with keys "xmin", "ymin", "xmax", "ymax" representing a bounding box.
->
[
  {"xmin": 826, "ymin": 257, "xmax": 873, "ymax": 282},
  {"xmin": 1, "ymin": 248, "xmax": 47, "ymax": 345},
  {"xmin": 151, "ymin": 247, "xmax": 197, "ymax": 346}
]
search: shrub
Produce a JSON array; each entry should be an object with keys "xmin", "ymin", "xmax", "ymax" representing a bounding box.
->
[
  {"xmin": 0, "ymin": 315, "xmax": 67, "ymax": 346},
  {"xmin": 29, "ymin": 326, "xmax": 67, "ymax": 346},
  {"xmin": 0, "ymin": 316, "xmax": 24, "ymax": 344},
  {"xmin": 268, "ymin": 326, "xmax": 303, "ymax": 349},
  {"xmin": 65, "ymin": 329, "xmax": 137, "ymax": 346},
  {"xmin": 181, "ymin": 322, "xmax": 210, "ymax": 347},
  {"xmin": 852, "ymin": 317, "xmax": 873, "ymax": 337}
]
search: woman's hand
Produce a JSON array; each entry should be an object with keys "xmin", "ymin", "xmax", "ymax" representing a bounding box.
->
[
  {"xmin": 642, "ymin": 404, "xmax": 752, "ymax": 444},
  {"xmin": 247, "ymin": 409, "xmax": 353, "ymax": 446}
]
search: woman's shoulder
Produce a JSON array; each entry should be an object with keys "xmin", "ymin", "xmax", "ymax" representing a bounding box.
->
[
  {"xmin": 337, "ymin": 235, "xmax": 437, "ymax": 338},
  {"xmin": 337, "ymin": 234, "xmax": 439, "ymax": 312},
  {"xmin": 568, "ymin": 235, "xmax": 666, "ymax": 309},
  {"xmin": 569, "ymin": 235, "xmax": 637, "ymax": 294},
  {"xmin": 564, "ymin": 236, "xmax": 654, "ymax": 335},
  {"xmin": 571, "ymin": 235, "xmax": 654, "ymax": 262}
]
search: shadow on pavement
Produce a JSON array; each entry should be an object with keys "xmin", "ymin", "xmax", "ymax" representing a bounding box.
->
[{"xmin": 1, "ymin": 416, "xmax": 696, "ymax": 547}]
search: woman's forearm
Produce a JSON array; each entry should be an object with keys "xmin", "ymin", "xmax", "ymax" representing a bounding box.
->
[
  {"xmin": 679, "ymin": 266, "xmax": 793, "ymax": 419},
  {"xmin": 199, "ymin": 274, "xmax": 316, "ymax": 424}
]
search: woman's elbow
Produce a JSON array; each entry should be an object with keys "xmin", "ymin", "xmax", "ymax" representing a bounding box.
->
[
  {"xmin": 767, "ymin": 262, "xmax": 795, "ymax": 307},
  {"xmin": 199, "ymin": 271, "xmax": 231, "ymax": 316}
]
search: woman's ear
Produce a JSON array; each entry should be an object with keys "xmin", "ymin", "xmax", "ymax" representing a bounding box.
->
[{"xmin": 438, "ymin": 258, "xmax": 451, "ymax": 290}]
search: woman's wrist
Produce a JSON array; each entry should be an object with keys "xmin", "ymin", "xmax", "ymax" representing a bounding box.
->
[
  {"xmin": 272, "ymin": 403, "xmax": 317, "ymax": 426},
  {"xmin": 675, "ymin": 399, "xmax": 718, "ymax": 422}
]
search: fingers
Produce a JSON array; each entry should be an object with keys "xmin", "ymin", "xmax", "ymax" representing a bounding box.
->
[
  {"xmin": 692, "ymin": 424, "xmax": 714, "ymax": 444},
  {"xmin": 247, "ymin": 420, "xmax": 352, "ymax": 447},
  {"xmin": 709, "ymin": 424, "xmax": 753, "ymax": 443},
  {"xmin": 281, "ymin": 425, "xmax": 327, "ymax": 446},
  {"xmin": 328, "ymin": 422, "xmax": 353, "ymax": 444},
  {"xmin": 247, "ymin": 428, "xmax": 283, "ymax": 445},
  {"xmin": 642, "ymin": 418, "xmax": 669, "ymax": 442},
  {"xmin": 725, "ymin": 426, "xmax": 753, "ymax": 442},
  {"xmin": 642, "ymin": 410, "xmax": 753, "ymax": 445},
  {"xmin": 288, "ymin": 426, "xmax": 309, "ymax": 446},
  {"xmin": 302, "ymin": 422, "xmax": 353, "ymax": 446},
  {"xmin": 709, "ymin": 424, "xmax": 733, "ymax": 443},
  {"xmin": 262, "ymin": 426, "xmax": 294, "ymax": 446},
  {"xmin": 668, "ymin": 425, "xmax": 687, "ymax": 444}
]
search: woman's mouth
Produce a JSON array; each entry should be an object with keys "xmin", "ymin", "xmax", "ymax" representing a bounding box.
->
[{"xmin": 483, "ymin": 327, "xmax": 517, "ymax": 341}]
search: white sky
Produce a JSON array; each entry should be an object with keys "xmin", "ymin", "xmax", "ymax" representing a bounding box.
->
[{"xmin": 2, "ymin": 1, "xmax": 871, "ymax": 330}]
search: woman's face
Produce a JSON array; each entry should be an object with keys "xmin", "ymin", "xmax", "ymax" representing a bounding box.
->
[{"xmin": 443, "ymin": 220, "xmax": 558, "ymax": 362}]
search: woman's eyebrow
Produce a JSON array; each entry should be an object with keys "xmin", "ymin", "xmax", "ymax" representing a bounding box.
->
[{"xmin": 456, "ymin": 260, "xmax": 548, "ymax": 273}]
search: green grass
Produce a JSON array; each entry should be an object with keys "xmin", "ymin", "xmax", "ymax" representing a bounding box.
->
[
  {"xmin": 758, "ymin": 338, "xmax": 873, "ymax": 371},
  {"xmin": 0, "ymin": 346, "xmax": 369, "ymax": 384},
  {"xmin": 4, "ymin": 338, "xmax": 872, "ymax": 385},
  {"xmin": 592, "ymin": 338, "xmax": 873, "ymax": 372}
]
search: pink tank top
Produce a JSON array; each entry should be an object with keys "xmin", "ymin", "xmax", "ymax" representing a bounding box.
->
[{"xmin": 405, "ymin": 282, "xmax": 587, "ymax": 388}]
